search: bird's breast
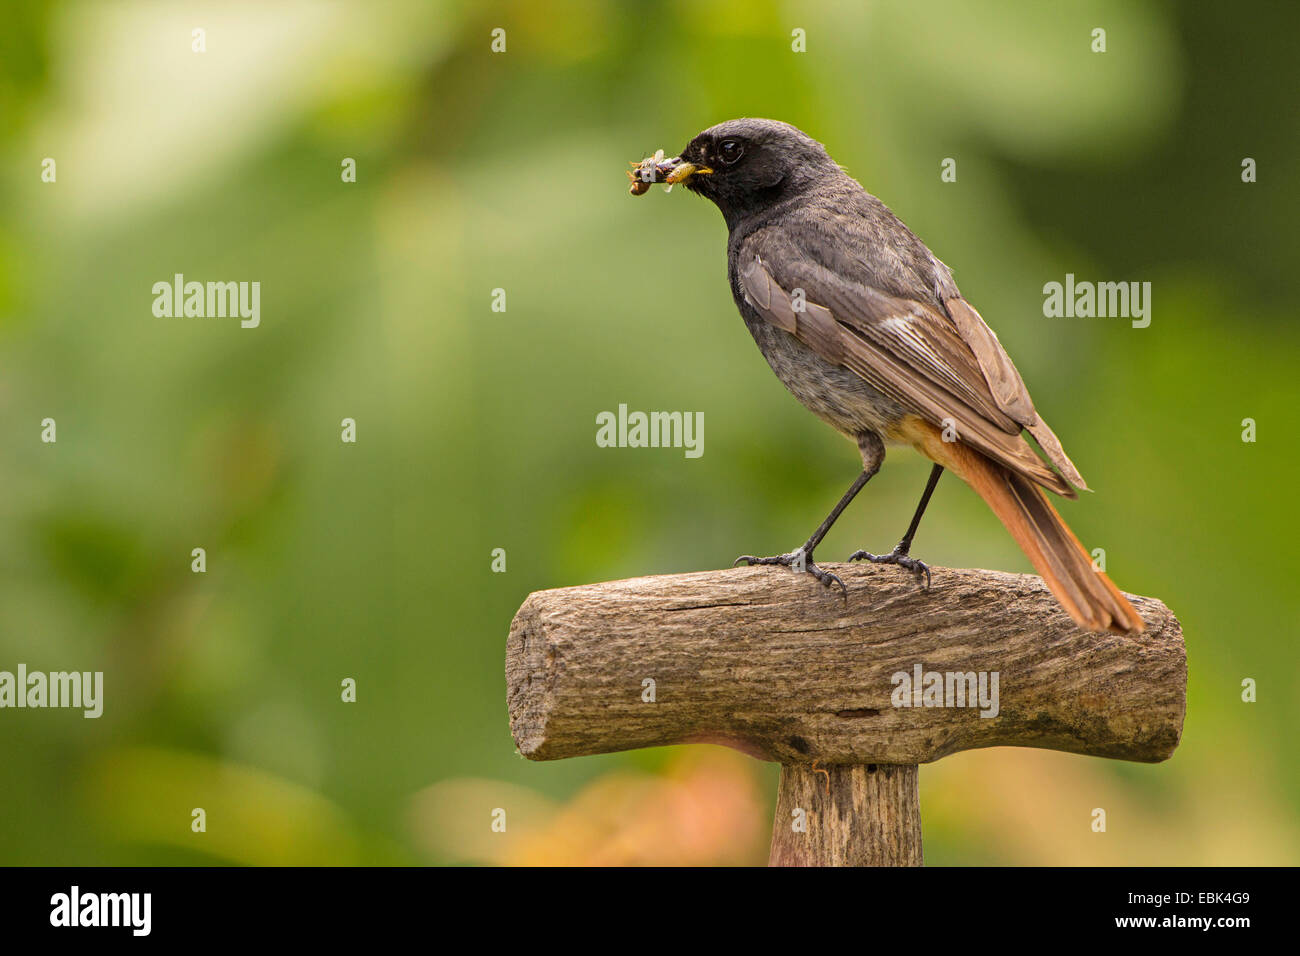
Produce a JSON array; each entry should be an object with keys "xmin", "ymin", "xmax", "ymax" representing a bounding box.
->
[{"xmin": 736, "ymin": 300, "xmax": 910, "ymax": 443}]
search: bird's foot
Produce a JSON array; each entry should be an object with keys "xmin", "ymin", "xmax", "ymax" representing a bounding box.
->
[
  {"xmin": 734, "ymin": 547, "xmax": 845, "ymax": 593},
  {"xmin": 847, "ymin": 545, "xmax": 932, "ymax": 588}
]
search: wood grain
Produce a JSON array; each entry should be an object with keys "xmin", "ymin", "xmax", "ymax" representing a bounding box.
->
[
  {"xmin": 506, "ymin": 563, "xmax": 1185, "ymax": 765},
  {"xmin": 769, "ymin": 763, "xmax": 922, "ymax": 866}
]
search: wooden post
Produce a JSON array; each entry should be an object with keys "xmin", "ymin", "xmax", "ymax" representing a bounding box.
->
[
  {"xmin": 505, "ymin": 563, "xmax": 1185, "ymax": 866},
  {"xmin": 769, "ymin": 763, "xmax": 922, "ymax": 866}
]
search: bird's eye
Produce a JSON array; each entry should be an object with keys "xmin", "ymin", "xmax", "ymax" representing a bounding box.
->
[{"xmin": 718, "ymin": 139, "xmax": 744, "ymax": 164}]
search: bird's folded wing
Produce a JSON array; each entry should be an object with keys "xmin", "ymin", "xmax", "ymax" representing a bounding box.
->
[
  {"xmin": 943, "ymin": 297, "xmax": 1088, "ymax": 490},
  {"xmin": 740, "ymin": 253, "xmax": 1085, "ymax": 497}
]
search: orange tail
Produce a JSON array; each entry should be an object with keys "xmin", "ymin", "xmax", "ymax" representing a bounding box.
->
[{"xmin": 908, "ymin": 426, "xmax": 1144, "ymax": 634}]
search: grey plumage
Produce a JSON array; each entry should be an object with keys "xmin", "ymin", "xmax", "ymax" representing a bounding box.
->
[
  {"xmin": 671, "ymin": 118, "xmax": 1084, "ymax": 495},
  {"xmin": 641, "ymin": 118, "xmax": 1143, "ymax": 633}
]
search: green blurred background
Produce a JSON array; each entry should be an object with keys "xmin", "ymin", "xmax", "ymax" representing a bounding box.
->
[{"xmin": 1, "ymin": 0, "xmax": 1296, "ymax": 865}]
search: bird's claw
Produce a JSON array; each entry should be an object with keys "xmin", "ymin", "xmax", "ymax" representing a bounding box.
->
[
  {"xmin": 848, "ymin": 547, "xmax": 932, "ymax": 588},
  {"xmin": 734, "ymin": 548, "xmax": 846, "ymax": 593}
]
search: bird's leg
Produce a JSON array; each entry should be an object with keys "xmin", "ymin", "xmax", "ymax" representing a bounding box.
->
[
  {"xmin": 735, "ymin": 434, "xmax": 885, "ymax": 593},
  {"xmin": 849, "ymin": 463, "xmax": 943, "ymax": 587},
  {"xmin": 734, "ymin": 469, "xmax": 874, "ymax": 591}
]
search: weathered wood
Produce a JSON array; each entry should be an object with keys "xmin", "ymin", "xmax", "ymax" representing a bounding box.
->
[
  {"xmin": 769, "ymin": 763, "xmax": 922, "ymax": 867},
  {"xmin": 506, "ymin": 563, "xmax": 1185, "ymax": 765}
]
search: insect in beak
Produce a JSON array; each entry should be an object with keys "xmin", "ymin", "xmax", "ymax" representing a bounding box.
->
[{"xmin": 628, "ymin": 150, "xmax": 712, "ymax": 195}]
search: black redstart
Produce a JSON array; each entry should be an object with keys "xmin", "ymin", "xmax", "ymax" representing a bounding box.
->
[{"xmin": 629, "ymin": 118, "xmax": 1143, "ymax": 634}]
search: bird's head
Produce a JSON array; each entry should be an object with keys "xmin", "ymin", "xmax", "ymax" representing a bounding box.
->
[{"xmin": 635, "ymin": 119, "xmax": 839, "ymax": 224}]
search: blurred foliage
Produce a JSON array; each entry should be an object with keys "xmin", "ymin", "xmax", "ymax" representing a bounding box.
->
[{"xmin": 0, "ymin": 0, "xmax": 1296, "ymax": 865}]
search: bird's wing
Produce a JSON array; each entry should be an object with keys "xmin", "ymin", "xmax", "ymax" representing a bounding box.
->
[
  {"xmin": 940, "ymin": 296, "xmax": 1087, "ymax": 491},
  {"xmin": 739, "ymin": 250, "xmax": 1086, "ymax": 496}
]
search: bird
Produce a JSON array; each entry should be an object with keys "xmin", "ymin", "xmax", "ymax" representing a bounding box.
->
[{"xmin": 630, "ymin": 118, "xmax": 1144, "ymax": 634}]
